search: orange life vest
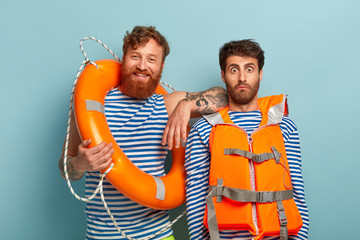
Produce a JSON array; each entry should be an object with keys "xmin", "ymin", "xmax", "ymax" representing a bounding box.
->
[{"xmin": 203, "ymin": 94, "xmax": 302, "ymax": 240}]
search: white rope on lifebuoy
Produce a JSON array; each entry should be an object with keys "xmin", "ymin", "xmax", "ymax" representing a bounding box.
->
[{"xmin": 63, "ymin": 36, "xmax": 184, "ymax": 240}]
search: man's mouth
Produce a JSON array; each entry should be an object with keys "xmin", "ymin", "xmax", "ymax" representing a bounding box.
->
[
  {"xmin": 133, "ymin": 72, "xmax": 150, "ymax": 80},
  {"xmin": 134, "ymin": 72, "xmax": 148, "ymax": 76},
  {"xmin": 235, "ymin": 84, "xmax": 249, "ymax": 90}
]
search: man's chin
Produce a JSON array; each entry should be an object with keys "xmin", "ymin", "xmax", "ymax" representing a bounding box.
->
[
  {"xmin": 121, "ymin": 72, "xmax": 162, "ymax": 99},
  {"xmin": 132, "ymin": 75, "xmax": 151, "ymax": 82},
  {"xmin": 131, "ymin": 90, "xmax": 153, "ymax": 99},
  {"xmin": 123, "ymin": 84, "xmax": 157, "ymax": 99}
]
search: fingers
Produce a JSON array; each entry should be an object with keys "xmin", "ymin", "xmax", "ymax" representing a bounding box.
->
[
  {"xmin": 174, "ymin": 123, "xmax": 189, "ymax": 149},
  {"xmin": 80, "ymin": 139, "xmax": 92, "ymax": 148},
  {"xmin": 93, "ymin": 142, "xmax": 113, "ymax": 160},
  {"xmin": 77, "ymin": 140, "xmax": 114, "ymax": 172},
  {"xmin": 173, "ymin": 125, "xmax": 181, "ymax": 149},
  {"xmin": 166, "ymin": 125, "xmax": 175, "ymax": 150},
  {"xmin": 94, "ymin": 145, "xmax": 114, "ymax": 171},
  {"xmin": 162, "ymin": 119, "xmax": 189, "ymax": 150},
  {"xmin": 162, "ymin": 125, "xmax": 169, "ymax": 146},
  {"xmin": 90, "ymin": 142, "xmax": 113, "ymax": 171},
  {"xmin": 164, "ymin": 124, "xmax": 187, "ymax": 150},
  {"xmin": 162, "ymin": 120, "xmax": 176, "ymax": 150},
  {"xmin": 180, "ymin": 125, "xmax": 188, "ymax": 147}
]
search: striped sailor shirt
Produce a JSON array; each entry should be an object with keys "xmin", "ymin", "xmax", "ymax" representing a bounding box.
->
[{"xmin": 84, "ymin": 88, "xmax": 173, "ymax": 240}]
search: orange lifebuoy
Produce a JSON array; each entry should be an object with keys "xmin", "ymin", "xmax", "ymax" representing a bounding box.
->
[{"xmin": 74, "ymin": 59, "xmax": 186, "ymax": 210}]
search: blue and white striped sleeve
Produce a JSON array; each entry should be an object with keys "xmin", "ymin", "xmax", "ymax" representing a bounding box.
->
[
  {"xmin": 185, "ymin": 120, "xmax": 212, "ymax": 240},
  {"xmin": 281, "ymin": 117, "xmax": 310, "ymax": 239}
]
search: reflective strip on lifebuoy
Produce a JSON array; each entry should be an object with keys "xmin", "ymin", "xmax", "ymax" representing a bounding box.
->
[{"xmin": 74, "ymin": 59, "xmax": 186, "ymax": 210}]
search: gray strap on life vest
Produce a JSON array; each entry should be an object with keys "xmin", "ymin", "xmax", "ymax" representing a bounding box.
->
[
  {"xmin": 204, "ymin": 179, "xmax": 225, "ymax": 240},
  {"xmin": 206, "ymin": 187, "xmax": 221, "ymax": 240},
  {"xmin": 202, "ymin": 112, "xmax": 224, "ymax": 126},
  {"xmin": 216, "ymin": 179, "xmax": 223, "ymax": 202},
  {"xmin": 209, "ymin": 185, "xmax": 293, "ymax": 203},
  {"xmin": 206, "ymin": 184, "xmax": 293, "ymax": 240},
  {"xmin": 152, "ymin": 176, "xmax": 165, "ymax": 200},
  {"xmin": 85, "ymin": 100, "xmax": 105, "ymax": 114},
  {"xmin": 277, "ymin": 200, "xmax": 289, "ymax": 240},
  {"xmin": 224, "ymin": 147, "xmax": 281, "ymax": 164}
]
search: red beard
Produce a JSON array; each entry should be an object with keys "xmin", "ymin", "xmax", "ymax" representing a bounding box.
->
[{"xmin": 120, "ymin": 67, "xmax": 162, "ymax": 99}]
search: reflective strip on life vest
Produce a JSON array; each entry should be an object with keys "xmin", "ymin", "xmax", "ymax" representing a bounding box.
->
[
  {"xmin": 202, "ymin": 112, "xmax": 225, "ymax": 126},
  {"xmin": 267, "ymin": 96, "xmax": 287, "ymax": 125}
]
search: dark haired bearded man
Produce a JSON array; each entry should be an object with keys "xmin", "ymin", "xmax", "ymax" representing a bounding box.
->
[{"xmin": 185, "ymin": 39, "xmax": 309, "ymax": 240}]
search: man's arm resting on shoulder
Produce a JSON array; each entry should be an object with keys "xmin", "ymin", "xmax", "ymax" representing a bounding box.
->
[
  {"xmin": 162, "ymin": 86, "xmax": 228, "ymax": 149},
  {"xmin": 58, "ymin": 110, "xmax": 114, "ymax": 181}
]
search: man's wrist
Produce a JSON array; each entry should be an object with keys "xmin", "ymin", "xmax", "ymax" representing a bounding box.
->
[{"xmin": 63, "ymin": 155, "xmax": 84, "ymax": 181}]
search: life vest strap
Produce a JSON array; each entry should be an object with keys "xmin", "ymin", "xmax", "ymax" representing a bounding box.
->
[
  {"xmin": 216, "ymin": 179, "xmax": 223, "ymax": 203},
  {"xmin": 208, "ymin": 185, "xmax": 293, "ymax": 203},
  {"xmin": 277, "ymin": 200, "xmax": 288, "ymax": 240},
  {"xmin": 224, "ymin": 147, "xmax": 281, "ymax": 164},
  {"xmin": 206, "ymin": 186, "xmax": 293, "ymax": 240}
]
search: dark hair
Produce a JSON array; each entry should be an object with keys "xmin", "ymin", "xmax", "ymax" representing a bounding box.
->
[
  {"xmin": 219, "ymin": 39, "xmax": 264, "ymax": 72},
  {"xmin": 123, "ymin": 26, "xmax": 170, "ymax": 62}
]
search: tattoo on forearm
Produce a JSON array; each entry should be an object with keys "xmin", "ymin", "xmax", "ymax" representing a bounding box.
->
[
  {"xmin": 59, "ymin": 156, "xmax": 84, "ymax": 181},
  {"xmin": 183, "ymin": 87, "xmax": 229, "ymax": 114}
]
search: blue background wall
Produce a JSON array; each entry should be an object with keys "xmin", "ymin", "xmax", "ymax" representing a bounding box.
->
[{"xmin": 1, "ymin": 0, "xmax": 359, "ymax": 239}]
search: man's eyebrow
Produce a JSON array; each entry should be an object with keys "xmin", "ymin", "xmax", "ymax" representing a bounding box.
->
[
  {"xmin": 244, "ymin": 62, "xmax": 257, "ymax": 68},
  {"xmin": 227, "ymin": 63, "xmax": 240, "ymax": 69},
  {"xmin": 148, "ymin": 53, "xmax": 160, "ymax": 58},
  {"xmin": 227, "ymin": 62, "xmax": 257, "ymax": 69}
]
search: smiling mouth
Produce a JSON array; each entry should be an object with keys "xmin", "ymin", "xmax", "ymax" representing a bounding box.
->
[
  {"xmin": 135, "ymin": 72, "xmax": 148, "ymax": 76},
  {"xmin": 133, "ymin": 72, "xmax": 150, "ymax": 80}
]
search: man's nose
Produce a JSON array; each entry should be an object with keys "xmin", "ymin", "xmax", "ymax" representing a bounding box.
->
[
  {"xmin": 137, "ymin": 58, "xmax": 147, "ymax": 70},
  {"xmin": 239, "ymin": 71, "xmax": 246, "ymax": 82}
]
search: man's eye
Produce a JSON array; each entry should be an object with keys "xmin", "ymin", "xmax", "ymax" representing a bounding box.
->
[
  {"xmin": 131, "ymin": 55, "xmax": 139, "ymax": 59},
  {"xmin": 247, "ymin": 67, "xmax": 254, "ymax": 72},
  {"xmin": 149, "ymin": 58, "xmax": 156, "ymax": 63},
  {"xmin": 231, "ymin": 68, "xmax": 238, "ymax": 73}
]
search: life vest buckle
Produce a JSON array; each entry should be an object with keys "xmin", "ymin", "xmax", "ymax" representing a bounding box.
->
[
  {"xmin": 277, "ymin": 207, "xmax": 288, "ymax": 225},
  {"xmin": 271, "ymin": 147, "xmax": 281, "ymax": 163},
  {"xmin": 252, "ymin": 154, "xmax": 262, "ymax": 163},
  {"xmin": 259, "ymin": 191, "xmax": 273, "ymax": 203}
]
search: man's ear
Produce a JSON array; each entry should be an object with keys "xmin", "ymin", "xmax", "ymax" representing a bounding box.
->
[
  {"xmin": 221, "ymin": 70, "xmax": 225, "ymax": 83},
  {"xmin": 259, "ymin": 69, "xmax": 263, "ymax": 82}
]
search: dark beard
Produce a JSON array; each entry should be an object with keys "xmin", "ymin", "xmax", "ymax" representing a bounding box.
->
[
  {"xmin": 226, "ymin": 80, "xmax": 260, "ymax": 105},
  {"xmin": 120, "ymin": 68, "xmax": 161, "ymax": 99}
]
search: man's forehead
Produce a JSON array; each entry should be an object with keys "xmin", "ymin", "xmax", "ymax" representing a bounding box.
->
[
  {"xmin": 226, "ymin": 55, "xmax": 259, "ymax": 67},
  {"xmin": 126, "ymin": 39, "xmax": 163, "ymax": 55}
]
